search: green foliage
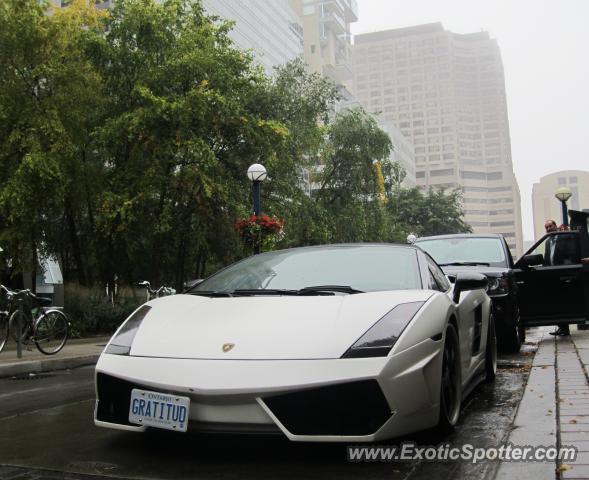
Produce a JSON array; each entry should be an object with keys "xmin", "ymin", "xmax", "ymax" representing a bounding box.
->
[{"xmin": 0, "ymin": 0, "xmax": 471, "ymax": 301}]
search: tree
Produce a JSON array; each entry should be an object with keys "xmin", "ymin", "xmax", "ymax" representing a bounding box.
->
[
  {"xmin": 0, "ymin": 0, "xmax": 105, "ymax": 286},
  {"xmin": 0, "ymin": 0, "xmax": 472, "ymax": 291},
  {"xmin": 390, "ymin": 186, "xmax": 472, "ymax": 238},
  {"xmin": 82, "ymin": 0, "xmax": 307, "ymax": 288}
]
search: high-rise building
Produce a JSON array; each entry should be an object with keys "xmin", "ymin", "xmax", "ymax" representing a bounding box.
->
[
  {"xmin": 292, "ymin": 0, "xmax": 358, "ymax": 96},
  {"xmin": 353, "ymin": 23, "xmax": 523, "ymax": 256},
  {"xmin": 52, "ymin": 1, "xmax": 304, "ymax": 76},
  {"xmin": 532, "ymin": 170, "xmax": 589, "ymax": 241},
  {"xmin": 202, "ymin": 0, "xmax": 303, "ymax": 75}
]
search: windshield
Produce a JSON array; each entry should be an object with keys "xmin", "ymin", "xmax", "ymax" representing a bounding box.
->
[
  {"xmin": 192, "ymin": 245, "xmax": 422, "ymax": 293},
  {"xmin": 416, "ymin": 237, "xmax": 507, "ymax": 268}
]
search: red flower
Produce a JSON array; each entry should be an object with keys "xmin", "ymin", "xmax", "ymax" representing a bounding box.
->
[{"xmin": 234, "ymin": 214, "xmax": 285, "ymax": 241}]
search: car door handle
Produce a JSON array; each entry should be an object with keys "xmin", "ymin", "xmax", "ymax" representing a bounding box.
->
[
  {"xmin": 516, "ymin": 281, "xmax": 524, "ymax": 285},
  {"xmin": 560, "ymin": 276, "xmax": 576, "ymax": 283}
]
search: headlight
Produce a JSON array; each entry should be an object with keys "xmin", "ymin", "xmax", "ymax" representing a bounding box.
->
[
  {"xmin": 341, "ymin": 302, "xmax": 425, "ymax": 359},
  {"xmin": 104, "ymin": 305, "xmax": 151, "ymax": 355},
  {"xmin": 486, "ymin": 277, "xmax": 508, "ymax": 295}
]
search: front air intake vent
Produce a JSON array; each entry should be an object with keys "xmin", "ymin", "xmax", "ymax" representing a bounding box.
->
[{"xmin": 262, "ymin": 380, "xmax": 392, "ymax": 436}]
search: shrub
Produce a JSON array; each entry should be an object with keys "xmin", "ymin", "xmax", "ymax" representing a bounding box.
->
[{"xmin": 65, "ymin": 284, "xmax": 143, "ymax": 338}]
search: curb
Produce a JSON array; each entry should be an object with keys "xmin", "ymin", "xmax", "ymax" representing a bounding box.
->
[{"xmin": 0, "ymin": 354, "xmax": 100, "ymax": 378}]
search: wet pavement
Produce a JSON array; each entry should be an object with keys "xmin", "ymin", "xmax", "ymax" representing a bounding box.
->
[{"xmin": 0, "ymin": 331, "xmax": 541, "ymax": 480}]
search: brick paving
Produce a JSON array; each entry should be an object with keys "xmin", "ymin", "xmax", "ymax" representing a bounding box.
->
[
  {"xmin": 496, "ymin": 326, "xmax": 589, "ymax": 480},
  {"xmin": 558, "ymin": 334, "xmax": 589, "ymax": 479}
]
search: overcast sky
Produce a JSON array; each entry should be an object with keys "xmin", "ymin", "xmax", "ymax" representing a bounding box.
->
[{"xmin": 351, "ymin": 0, "xmax": 589, "ymax": 240}]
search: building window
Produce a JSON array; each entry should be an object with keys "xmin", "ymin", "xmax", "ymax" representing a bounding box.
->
[
  {"xmin": 461, "ymin": 171, "xmax": 486, "ymax": 180},
  {"xmin": 487, "ymin": 172, "xmax": 503, "ymax": 181},
  {"xmin": 430, "ymin": 169, "xmax": 454, "ymax": 177},
  {"xmin": 558, "ymin": 177, "xmax": 566, "ymax": 185},
  {"xmin": 490, "ymin": 221, "xmax": 514, "ymax": 227}
]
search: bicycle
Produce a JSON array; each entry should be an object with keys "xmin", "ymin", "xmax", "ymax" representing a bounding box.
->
[
  {"xmin": 0, "ymin": 284, "xmax": 69, "ymax": 355},
  {"xmin": 137, "ymin": 281, "xmax": 176, "ymax": 301}
]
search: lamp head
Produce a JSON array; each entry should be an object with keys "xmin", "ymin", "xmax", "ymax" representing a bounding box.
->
[
  {"xmin": 247, "ymin": 164, "xmax": 267, "ymax": 182},
  {"xmin": 555, "ymin": 186, "xmax": 572, "ymax": 202}
]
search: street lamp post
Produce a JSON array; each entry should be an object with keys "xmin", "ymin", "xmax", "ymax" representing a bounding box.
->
[
  {"xmin": 247, "ymin": 163, "xmax": 267, "ymax": 254},
  {"xmin": 555, "ymin": 187, "xmax": 573, "ymax": 228}
]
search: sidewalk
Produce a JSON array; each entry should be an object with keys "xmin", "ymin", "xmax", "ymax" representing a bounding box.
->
[
  {"xmin": 496, "ymin": 326, "xmax": 589, "ymax": 480},
  {"xmin": 0, "ymin": 336, "xmax": 109, "ymax": 378}
]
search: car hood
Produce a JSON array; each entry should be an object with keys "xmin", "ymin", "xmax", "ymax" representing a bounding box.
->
[{"xmin": 127, "ymin": 291, "xmax": 433, "ymax": 360}]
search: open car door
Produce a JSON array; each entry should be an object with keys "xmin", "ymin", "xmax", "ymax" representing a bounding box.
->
[{"xmin": 514, "ymin": 210, "xmax": 589, "ymax": 327}]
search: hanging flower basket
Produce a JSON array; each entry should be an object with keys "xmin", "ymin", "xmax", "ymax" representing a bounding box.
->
[{"xmin": 234, "ymin": 214, "xmax": 285, "ymax": 247}]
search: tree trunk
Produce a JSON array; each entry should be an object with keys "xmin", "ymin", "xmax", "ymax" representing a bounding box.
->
[{"xmin": 65, "ymin": 199, "xmax": 87, "ymax": 285}]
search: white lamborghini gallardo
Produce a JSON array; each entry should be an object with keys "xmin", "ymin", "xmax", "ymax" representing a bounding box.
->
[{"xmin": 94, "ymin": 244, "xmax": 496, "ymax": 442}]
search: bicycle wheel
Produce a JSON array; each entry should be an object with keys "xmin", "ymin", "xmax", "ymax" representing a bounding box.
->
[
  {"xmin": 9, "ymin": 309, "xmax": 30, "ymax": 344},
  {"xmin": 34, "ymin": 310, "xmax": 69, "ymax": 355},
  {"xmin": 0, "ymin": 311, "xmax": 9, "ymax": 353}
]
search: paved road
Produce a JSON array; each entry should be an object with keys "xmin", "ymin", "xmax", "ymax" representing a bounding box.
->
[{"xmin": 0, "ymin": 331, "xmax": 542, "ymax": 480}]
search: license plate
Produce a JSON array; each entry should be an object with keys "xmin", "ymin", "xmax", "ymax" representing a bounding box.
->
[{"xmin": 129, "ymin": 388, "xmax": 190, "ymax": 432}]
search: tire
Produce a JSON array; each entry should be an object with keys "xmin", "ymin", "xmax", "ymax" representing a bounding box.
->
[
  {"xmin": 0, "ymin": 311, "xmax": 9, "ymax": 353},
  {"xmin": 485, "ymin": 314, "xmax": 497, "ymax": 383},
  {"xmin": 500, "ymin": 310, "xmax": 522, "ymax": 354},
  {"xmin": 438, "ymin": 323, "xmax": 462, "ymax": 432},
  {"xmin": 8, "ymin": 309, "xmax": 30, "ymax": 344},
  {"xmin": 34, "ymin": 310, "xmax": 69, "ymax": 355},
  {"xmin": 518, "ymin": 322, "xmax": 526, "ymax": 344}
]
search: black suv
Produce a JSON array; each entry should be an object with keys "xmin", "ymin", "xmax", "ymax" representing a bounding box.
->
[
  {"xmin": 415, "ymin": 233, "xmax": 523, "ymax": 353},
  {"xmin": 415, "ymin": 209, "xmax": 589, "ymax": 353}
]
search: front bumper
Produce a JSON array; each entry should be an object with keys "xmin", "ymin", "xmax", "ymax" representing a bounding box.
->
[{"xmin": 94, "ymin": 338, "xmax": 443, "ymax": 442}]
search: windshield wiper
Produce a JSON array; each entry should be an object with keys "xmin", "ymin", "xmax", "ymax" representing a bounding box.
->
[
  {"xmin": 189, "ymin": 291, "xmax": 234, "ymax": 297},
  {"xmin": 297, "ymin": 285, "xmax": 364, "ymax": 295},
  {"xmin": 438, "ymin": 262, "xmax": 491, "ymax": 267},
  {"xmin": 231, "ymin": 289, "xmax": 299, "ymax": 296},
  {"xmin": 192, "ymin": 286, "xmax": 364, "ymax": 297}
]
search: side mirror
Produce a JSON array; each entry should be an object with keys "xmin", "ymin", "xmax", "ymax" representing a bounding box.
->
[
  {"xmin": 183, "ymin": 279, "xmax": 204, "ymax": 292},
  {"xmin": 520, "ymin": 254, "xmax": 544, "ymax": 267},
  {"xmin": 453, "ymin": 272, "xmax": 488, "ymax": 303}
]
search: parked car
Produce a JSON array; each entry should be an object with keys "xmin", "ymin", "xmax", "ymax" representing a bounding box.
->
[
  {"xmin": 416, "ymin": 209, "xmax": 589, "ymax": 351},
  {"xmin": 95, "ymin": 243, "xmax": 495, "ymax": 442},
  {"xmin": 415, "ymin": 234, "xmax": 523, "ymax": 353}
]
